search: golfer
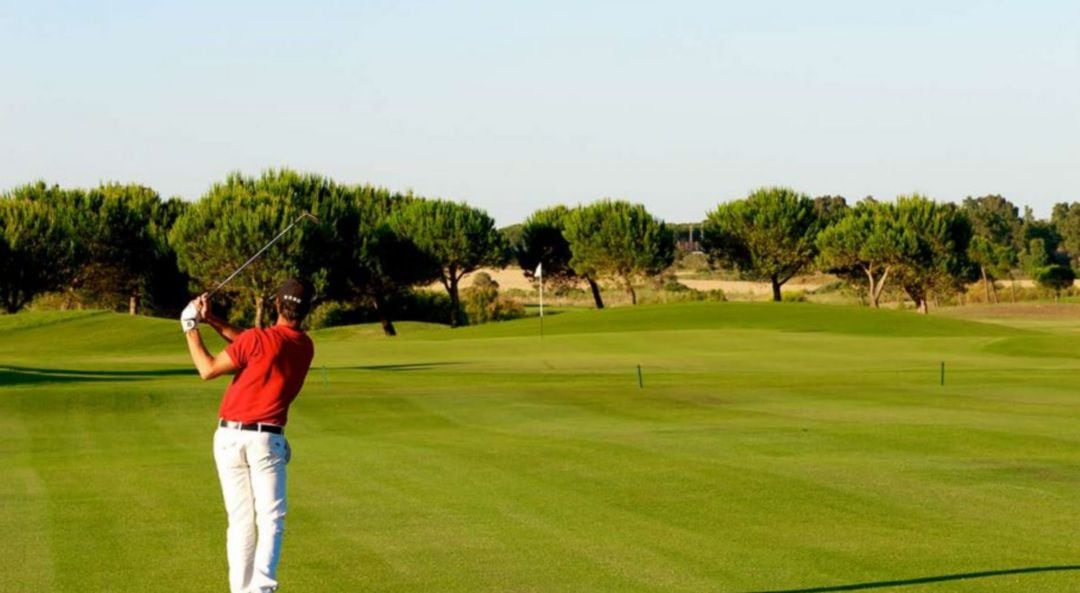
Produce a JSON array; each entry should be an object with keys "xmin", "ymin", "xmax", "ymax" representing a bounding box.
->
[{"xmin": 182, "ymin": 278, "xmax": 315, "ymax": 593}]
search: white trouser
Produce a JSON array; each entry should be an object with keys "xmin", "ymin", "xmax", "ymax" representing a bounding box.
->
[{"xmin": 213, "ymin": 426, "xmax": 291, "ymax": 593}]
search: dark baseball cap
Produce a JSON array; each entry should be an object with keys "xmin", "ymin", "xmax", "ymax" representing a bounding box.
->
[{"xmin": 277, "ymin": 277, "xmax": 314, "ymax": 307}]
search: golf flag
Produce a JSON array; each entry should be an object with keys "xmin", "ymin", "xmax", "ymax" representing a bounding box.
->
[{"xmin": 535, "ymin": 262, "xmax": 544, "ymax": 319}]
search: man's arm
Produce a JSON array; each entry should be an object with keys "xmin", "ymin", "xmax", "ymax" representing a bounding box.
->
[
  {"xmin": 203, "ymin": 313, "xmax": 244, "ymax": 343},
  {"xmin": 186, "ymin": 328, "xmax": 237, "ymax": 380},
  {"xmin": 196, "ymin": 294, "xmax": 244, "ymax": 343}
]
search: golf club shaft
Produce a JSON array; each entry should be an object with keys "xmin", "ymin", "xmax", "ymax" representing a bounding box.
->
[{"xmin": 207, "ymin": 212, "xmax": 316, "ymax": 298}]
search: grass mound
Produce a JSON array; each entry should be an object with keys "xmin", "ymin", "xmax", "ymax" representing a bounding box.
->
[
  {"xmin": 1, "ymin": 304, "xmax": 1078, "ymax": 593},
  {"xmin": 373, "ymin": 301, "xmax": 1021, "ymax": 341}
]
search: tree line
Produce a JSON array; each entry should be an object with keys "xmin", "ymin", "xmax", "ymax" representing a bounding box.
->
[
  {"xmin": 512, "ymin": 188, "xmax": 1078, "ymax": 314},
  {"xmin": 701, "ymin": 189, "xmax": 1076, "ymax": 312},
  {"xmin": 1, "ymin": 170, "xmax": 1077, "ymax": 333}
]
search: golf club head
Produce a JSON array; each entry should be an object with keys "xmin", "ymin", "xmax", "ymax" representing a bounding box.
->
[{"xmin": 300, "ymin": 211, "xmax": 320, "ymax": 223}]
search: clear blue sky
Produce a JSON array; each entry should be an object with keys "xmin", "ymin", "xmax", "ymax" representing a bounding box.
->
[{"xmin": 1, "ymin": 0, "xmax": 1077, "ymax": 225}]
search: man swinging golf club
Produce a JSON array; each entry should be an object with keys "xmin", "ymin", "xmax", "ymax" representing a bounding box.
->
[{"xmin": 181, "ymin": 278, "xmax": 315, "ymax": 593}]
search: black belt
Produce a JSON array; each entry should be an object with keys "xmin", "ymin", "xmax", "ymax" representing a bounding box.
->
[{"xmin": 219, "ymin": 419, "xmax": 284, "ymax": 434}]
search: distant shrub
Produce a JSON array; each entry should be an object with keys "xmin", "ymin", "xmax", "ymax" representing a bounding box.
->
[
  {"xmin": 502, "ymin": 288, "xmax": 531, "ymax": 299},
  {"xmin": 962, "ymin": 280, "xmax": 1002, "ymax": 305},
  {"xmin": 702, "ymin": 289, "xmax": 726, "ymax": 302},
  {"xmin": 493, "ymin": 297, "xmax": 526, "ymax": 320},
  {"xmin": 960, "ymin": 278, "xmax": 1080, "ymax": 304},
  {"xmin": 462, "ymin": 272, "xmax": 526, "ymax": 324},
  {"xmin": 305, "ymin": 290, "xmax": 465, "ymax": 329},
  {"xmin": 663, "ymin": 277, "xmax": 693, "ymax": 292},
  {"xmin": 31, "ymin": 289, "xmax": 130, "ymax": 313},
  {"xmin": 394, "ymin": 290, "xmax": 456, "ymax": 324},
  {"xmin": 1008, "ymin": 284, "xmax": 1050, "ymax": 302},
  {"xmin": 637, "ymin": 286, "xmax": 726, "ymax": 305},
  {"xmin": 808, "ymin": 281, "xmax": 845, "ymax": 295},
  {"xmin": 676, "ymin": 251, "xmax": 711, "ymax": 272},
  {"xmin": 781, "ymin": 290, "xmax": 807, "ymax": 303},
  {"xmin": 28, "ymin": 291, "xmax": 87, "ymax": 312},
  {"xmin": 552, "ymin": 284, "xmax": 588, "ymax": 298},
  {"xmin": 1034, "ymin": 265, "xmax": 1076, "ymax": 297},
  {"xmin": 308, "ymin": 300, "xmax": 368, "ymax": 330}
]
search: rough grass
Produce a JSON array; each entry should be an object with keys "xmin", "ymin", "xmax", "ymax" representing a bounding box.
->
[{"xmin": 2, "ymin": 302, "xmax": 1079, "ymax": 592}]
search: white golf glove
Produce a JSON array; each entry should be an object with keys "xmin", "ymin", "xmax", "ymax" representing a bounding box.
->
[{"xmin": 180, "ymin": 301, "xmax": 199, "ymax": 332}]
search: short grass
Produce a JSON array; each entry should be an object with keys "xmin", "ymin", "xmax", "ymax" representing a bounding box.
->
[{"xmin": 2, "ymin": 302, "xmax": 1080, "ymax": 593}]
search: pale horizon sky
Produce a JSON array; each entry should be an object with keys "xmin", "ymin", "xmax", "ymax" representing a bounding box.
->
[{"xmin": 1, "ymin": 0, "xmax": 1077, "ymax": 225}]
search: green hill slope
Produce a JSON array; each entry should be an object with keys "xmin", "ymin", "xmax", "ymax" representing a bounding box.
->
[
  {"xmin": 2, "ymin": 304, "xmax": 1079, "ymax": 593},
  {"xmin": 390, "ymin": 301, "xmax": 1023, "ymax": 340}
]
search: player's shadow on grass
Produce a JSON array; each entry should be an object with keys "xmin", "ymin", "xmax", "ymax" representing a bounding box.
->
[
  {"xmin": 742, "ymin": 565, "xmax": 1080, "ymax": 592},
  {"xmin": 0, "ymin": 365, "xmax": 192, "ymax": 385}
]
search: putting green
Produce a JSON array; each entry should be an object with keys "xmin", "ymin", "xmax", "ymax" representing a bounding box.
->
[{"xmin": 1, "ymin": 302, "xmax": 1078, "ymax": 592}]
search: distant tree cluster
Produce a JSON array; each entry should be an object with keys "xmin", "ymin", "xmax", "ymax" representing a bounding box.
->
[
  {"xmin": 2, "ymin": 172, "xmax": 1077, "ymax": 327},
  {"xmin": 0, "ymin": 181, "xmax": 186, "ymax": 315},
  {"xmin": 514, "ymin": 187, "xmax": 1078, "ymax": 314},
  {"xmin": 0, "ymin": 170, "xmax": 508, "ymax": 334},
  {"xmin": 694, "ymin": 188, "xmax": 1078, "ymax": 312},
  {"xmin": 514, "ymin": 200, "xmax": 675, "ymax": 309}
]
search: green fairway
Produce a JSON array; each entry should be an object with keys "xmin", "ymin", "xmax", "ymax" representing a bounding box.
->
[{"xmin": 2, "ymin": 302, "xmax": 1079, "ymax": 592}]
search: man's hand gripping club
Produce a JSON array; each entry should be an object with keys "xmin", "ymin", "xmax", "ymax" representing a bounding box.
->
[
  {"xmin": 183, "ymin": 294, "xmax": 237, "ymax": 380},
  {"xmin": 180, "ymin": 296, "xmax": 203, "ymax": 333}
]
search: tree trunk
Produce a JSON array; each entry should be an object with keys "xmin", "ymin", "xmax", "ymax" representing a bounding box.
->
[
  {"xmin": 373, "ymin": 295, "xmax": 397, "ymax": 336},
  {"xmin": 906, "ymin": 285, "xmax": 929, "ymax": 314},
  {"xmin": 990, "ymin": 279, "xmax": 999, "ymax": 304},
  {"xmin": 865, "ymin": 268, "xmax": 880, "ymax": 308},
  {"xmin": 254, "ymin": 294, "xmax": 265, "ymax": 328},
  {"xmin": 12, "ymin": 292, "xmax": 30, "ymax": 313},
  {"xmin": 870, "ymin": 266, "xmax": 892, "ymax": 308},
  {"xmin": 449, "ymin": 276, "xmax": 461, "ymax": 328},
  {"xmin": 624, "ymin": 276, "xmax": 637, "ymax": 305},
  {"xmin": 585, "ymin": 275, "xmax": 605, "ymax": 309},
  {"xmin": 981, "ymin": 266, "xmax": 991, "ymax": 303},
  {"xmin": 771, "ymin": 276, "xmax": 782, "ymax": 302},
  {"xmin": 129, "ymin": 294, "xmax": 139, "ymax": 316}
]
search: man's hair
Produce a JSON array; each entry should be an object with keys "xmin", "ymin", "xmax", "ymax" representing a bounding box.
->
[{"xmin": 276, "ymin": 277, "xmax": 314, "ymax": 322}]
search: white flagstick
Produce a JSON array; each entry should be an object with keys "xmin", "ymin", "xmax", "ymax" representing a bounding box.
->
[{"xmin": 535, "ymin": 262, "xmax": 544, "ymax": 338}]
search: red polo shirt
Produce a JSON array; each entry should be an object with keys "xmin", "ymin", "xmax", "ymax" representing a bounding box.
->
[{"xmin": 219, "ymin": 324, "xmax": 314, "ymax": 426}]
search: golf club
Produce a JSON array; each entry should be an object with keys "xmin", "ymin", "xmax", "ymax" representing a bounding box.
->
[{"xmin": 207, "ymin": 211, "xmax": 320, "ymax": 299}]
